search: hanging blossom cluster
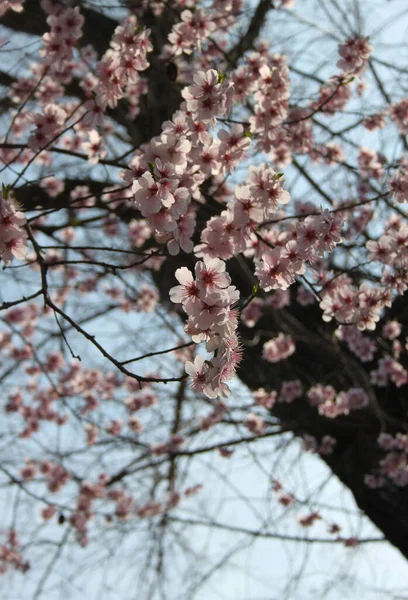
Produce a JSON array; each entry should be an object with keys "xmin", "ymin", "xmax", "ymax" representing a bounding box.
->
[
  {"xmin": 170, "ymin": 258, "xmax": 241, "ymax": 398},
  {"xmin": 17, "ymin": 467, "xmax": 202, "ymax": 548},
  {"xmin": 40, "ymin": 6, "xmax": 84, "ymax": 69},
  {"xmin": 307, "ymin": 384, "xmax": 369, "ymax": 418},
  {"xmin": 0, "ymin": 531, "xmax": 29, "ymax": 575},
  {"xmin": 389, "ymin": 100, "xmax": 408, "ymax": 134},
  {"xmin": 130, "ymin": 68, "xmax": 234, "ymax": 256},
  {"xmin": 263, "ymin": 333, "xmax": 295, "ymax": 363},
  {"xmin": 302, "ymin": 434, "xmax": 337, "ymax": 456},
  {"xmin": 365, "ymin": 215, "xmax": 408, "ymax": 295},
  {"xmin": 195, "ymin": 164, "xmax": 291, "ymax": 261},
  {"xmin": 27, "ymin": 103, "xmax": 67, "ymax": 152},
  {"xmin": 0, "ymin": 189, "xmax": 28, "ymax": 266},
  {"xmin": 165, "ymin": 2, "xmax": 241, "ymax": 58},
  {"xmin": 337, "ymin": 37, "xmax": 373, "ymax": 77},
  {"xmin": 319, "ymin": 275, "xmax": 391, "ymax": 331},
  {"xmin": 370, "ymin": 355, "xmax": 408, "ymax": 388},
  {"xmin": 255, "ymin": 209, "xmax": 344, "ymax": 293},
  {"xmin": 249, "ymin": 57, "xmax": 291, "ymax": 156},
  {"xmin": 335, "ymin": 326, "xmax": 376, "ymax": 363},
  {"xmin": 390, "ymin": 169, "xmax": 408, "ymax": 203},
  {"xmin": 365, "ymin": 433, "xmax": 408, "ymax": 488},
  {"xmin": 168, "ymin": 8, "xmax": 216, "ymax": 56},
  {"xmin": 94, "ymin": 15, "xmax": 152, "ymax": 109}
]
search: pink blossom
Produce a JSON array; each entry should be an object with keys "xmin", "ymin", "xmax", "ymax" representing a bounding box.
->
[{"xmin": 263, "ymin": 333, "xmax": 295, "ymax": 363}]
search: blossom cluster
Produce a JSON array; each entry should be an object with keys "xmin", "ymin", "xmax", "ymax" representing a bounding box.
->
[
  {"xmin": 0, "ymin": 531, "xmax": 29, "ymax": 575},
  {"xmin": 302, "ymin": 434, "xmax": 337, "ymax": 456},
  {"xmin": 168, "ymin": 9, "xmax": 216, "ymax": 56},
  {"xmin": 248, "ymin": 56, "xmax": 291, "ymax": 156},
  {"xmin": 389, "ymin": 99, "xmax": 408, "ymax": 133},
  {"xmin": 128, "ymin": 68, "xmax": 237, "ymax": 256},
  {"xmin": 255, "ymin": 209, "xmax": 343, "ymax": 293},
  {"xmin": 337, "ymin": 37, "xmax": 373, "ymax": 77},
  {"xmin": 374, "ymin": 433, "xmax": 408, "ymax": 487},
  {"xmin": 320, "ymin": 276, "xmax": 390, "ymax": 331},
  {"xmin": 390, "ymin": 169, "xmax": 408, "ymax": 203},
  {"xmin": 182, "ymin": 68, "xmax": 234, "ymax": 124},
  {"xmin": 170, "ymin": 258, "xmax": 241, "ymax": 398},
  {"xmin": 40, "ymin": 6, "xmax": 84, "ymax": 69},
  {"xmin": 95, "ymin": 15, "xmax": 152, "ymax": 109},
  {"xmin": 263, "ymin": 333, "xmax": 295, "ymax": 363},
  {"xmin": 370, "ymin": 356, "xmax": 408, "ymax": 388},
  {"xmin": 0, "ymin": 190, "xmax": 28, "ymax": 266},
  {"xmin": 196, "ymin": 164, "xmax": 291, "ymax": 261},
  {"xmin": 335, "ymin": 326, "xmax": 376, "ymax": 362},
  {"xmin": 309, "ymin": 386, "xmax": 369, "ymax": 418},
  {"xmin": 28, "ymin": 103, "xmax": 67, "ymax": 152}
]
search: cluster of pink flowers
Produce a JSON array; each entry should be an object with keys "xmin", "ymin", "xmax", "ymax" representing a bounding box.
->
[
  {"xmin": 255, "ymin": 209, "xmax": 343, "ymax": 293},
  {"xmin": 244, "ymin": 413, "xmax": 266, "ymax": 436},
  {"xmin": 298, "ymin": 512, "xmax": 321, "ymax": 527},
  {"xmin": 370, "ymin": 356, "xmax": 408, "ymax": 387},
  {"xmin": 337, "ymin": 37, "xmax": 373, "ymax": 76},
  {"xmin": 0, "ymin": 190, "xmax": 28, "ymax": 265},
  {"xmin": 389, "ymin": 99, "xmax": 408, "ymax": 133},
  {"xmin": 317, "ymin": 387, "xmax": 369, "ymax": 418},
  {"xmin": 132, "ymin": 156, "xmax": 194, "ymax": 255},
  {"xmin": 390, "ymin": 169, "xmax": 408, "ymax": 203},
  {"xmin": 6, "ymin": 385, "xmax": 62, "ymax": 439},
  {"xmin": 307, "ymin": 383, "xmax": 369, "ymax": 418},
  {"xmin": 320, "ymin": 277, "xmax": 390, "ymax": 331},
  {"xmin": 39, "ymin": 460, "xmax": 70, "ymax": 493},
  {"xmin": 168, "ymin": 9, "xmax": 216, "ymax": 56},
  {"xmin": 170, "ymin": 258, "xmax": 241, "ymax": 398},
  {"xmin": 165, "ymin": 0, "xmax": 239, "ymax": 59},
  {"xmin": 81, "ymin": 130, "xmax": 107, "ymax": 165},
  {"xmin": 241, "ymin": 297, "xmax": 264, "ymax": 328},
  {"xmin": 310, "ymin": 81, "xmax": 352, "ymax": 116},
  {"xmin": 365, "ymin": 218, "xmax": 408, "ymax": 296},
  {"xmin": 124, "ymin": 388, "xmax": 157, "ymax": 412},
  {"xmin": 382, "ymin": 320, "xmax": 402, "ymax": 340},
  {"xmin": 278, "ymin": 379, "xmax": 302, "ymax": 403},
  {"xmin": 0, "ymin": 531, "xmax": 29, "ymax": 575},
  {"xmin": 182, "ymin": 69, "xmax": 233, "ymax": 124},
  {"xmin": 248, "ymin": 56, "xmax": 290, "ymax": 154},
  {"xmin": 253, "ymin": 388, "xmax": 277, "ymax": 409},
  {"xmin": 195, "ymin": 166, "xmax": 290, "ymax": 261},
  {"xmin": 362, "ymin": 112, "xmax": 386, "ymax": 131},
  {"xmin": 28, "ymin": 103, "xmax": 66, "ymax": 152},
  {"xmin": 125, "ymin": 67, "xmax": 240, "ymax": 256},
  {"xmin": 358, "ymin": 147, "xmax": 385, "ymax": 180},
  {"xmin": 376, "ymin": 433, "xmax": 408, "ymax": 487},
  {"xmin": 263, "ymin": 333, "xmax": 295, "ymax": 363},
  {"xmin": 70, "ymin": 480, "xmax": 104, "ymax": 546},
  {"xmin": 40, "ymin": 7, "xmax": 84, "ymax": 69},
  {"xmin": 272, "ymin": 480, "xmax": 295, "ymax": 507},
  {"xmin": 136, "ymin": 284, "xmax": 159, "ymax": 312},
  {"xmin": 307, "ymin": 384, "xmax": 336, "ymax": 407},
  {"xmin": 93, "ymin": 15, "xmax": 152, "ymax": 109},
  {"xmin": 335, "ymin": 326, "xmax": 376, "ymax": 362},
  {"xmin": 302, "ymin": 434, "xmax": 336, "ymax": 456}
]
